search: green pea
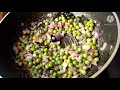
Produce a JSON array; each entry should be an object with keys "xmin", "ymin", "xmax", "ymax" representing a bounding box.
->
[
  {"xmin": 90, "ymin": 19, "xmax": 94, "ymax": 23},
  {"xmin": 32, "ymin": 65, "xmax": 36, "ymax": 69},
  {"xmin": 74, "ymin": 18, "xmax": 77, "ymax": 22},
  {"xmin": 89, "ymin": 27, "xmax": 93, "ymax": 31},
  {"xmin": 60, "ymin": 56, "xmax": 63, "ymax": 60},
  {"xmin": 68, "ymin": 63, "xmax": 74, "ymax": 67},
  {"xmin": 80, "ymin": 69, "xmax": 86, "ymax": 75},
  {"xmin": 88, "ymin": 55, "xmax": 94, "ymax": 61},
  {"xmin": 65, "ymin": 51, "xmax": 69, "ymax": 55},
  {"xmin": 49, "ymin": 56, "xmax": 53, "ymax": 60},
  {"xmin": 58, "ymin": 60, "xmax": 62, "ymax": 65},
  {"xmin": 70, "ymin": 25, "xmax": 73, "ymax": 28},
  {"xmin": 45, "ymin": 64, "xmax": 49, "ymax": 69},
  {"xmin": 50, "ymin": 70, "xmax": 54, "ymax": 74},
  {"xmin": 73, "ymin": 71, "xmax": 78, "ymax": 75},
  {"xmin": 78, "ymin": 47, "xmax": 82, "ymax": 52},
  {"xmin": 76, "ymin": 35, "xmax": 80, "ymax": 40},
  {"xmin": 73, "ymin": 61, "xmax": 78, "ymax": 65},
  {"xmin": 83, "ymin": 19, "xmax": 88, "ymax": 24},
  {"xmin": 69, "ymin": 19, "xmax": 73, "ymax": 22},
  {"xmin": 73, "ymin": 31, "xmax": 77, "ymax": 37},
  {"xmin": 66, "ymin": 45, "xmax": 71, "ymax": 50},
  {"xmin": 63, "ymin": 55, "xmax": 67, "ymax": 60},
  {"xmin": 94, "ymin": 50, "xmax": 98, "ymax": 53},
  {"xmin": 59, "ymin": 65, "xmax": 63, "ymax": 70},
  {"xmin": 36, "ymin": 58, "xmax": 41, "ymax": 63},
  {"xmin": 53, "ymin": 30, "xmax": 57, "ymax": 34},
  {"xmin": 49, "ymin": 62, "xmax": 54, "ymax": 67},
  {"xmin": 55, "ymin": 67, "xmax": 59, "ymax": 71},
  {"xmin": 79, "ymin": 55, "xmax": 84, "ymax": 60},
  {"xmin": 57, "ymin": 46, "xmax": 61, "ymax": 50},
  {"xmin": 38, "ymin": 69, "xmax": 42, "ymax": 74},
  {"xmin": 55, "ymin": 18, "xmax": 59, "ymax": 22},
  {"xmin": 85, "ymin": 60, "xmax": 90, "ymax": 65},
  {"xmin": 67, "ymin": 59, "xmax": 72, "ymax": 64},
  {"xmin": 86, "ymin": 21, "xmax": 91, "ymax": 26},
  {"xmin": 72, "ymin": 27, "xmax": 76, "ymax": 31},
  {"xmin": 92, "ymin": 45, "xmax": 97, "ymax": 49},
  {"xmin": 85, "ymin": 26, "xmax": 89, "ymax": 30},
  {"xmin": 39, "ymin": 54, "xmax": 42, "ymax": 59},
  {"xmin": 94, "ymin": 57, "xmax": 99, "ymax": 62},
  {"xmin": 28, "ymin": 62, "xmax": 33, "ymax": 67},
  {"xmin": 56, "ymin": 57, "xmax": 60, "ymax": 61},
  {"xmin": 44, "ymin": 53, "xmax": 48, "ymax": 56},
  {"xmin": 67, "ymin": 74, "xmax": 72, "ymax": 78},
  {"xmin": 74, "ymin": 45, "xmax": 78, "ymax": 51},
  {"xmin": 18, "ymin": 62, "xmax": 22, "ymax": 66},
  {"xmin": 83, "ymin": 66, "xmax": 88, "ymax": 70},
  {"xmin": 87, "ymin": 31, "xmax": 92, "ymax": 37},
  {"xmin": 94, "ymin": 52, "xmax": 99, "ymax": 56},
  {"xmin": 76, "ymin": 25, "xmax": 80, "ymax": 29},
  {"xmin": 83, "ymin": 53, "xmax": 88, "ymax": 59},
  {"xmin": 90, "ymin": 23, "xmax": 94, "ymax": 27},
  {"xmin": 35, "ymin": 65, "xmax": 40, "ymax": 71},
  {"xmin": 52, "ymin": 44, "xmax": 57, "ymax": 48},
  {"xmin": 44, "ymin": 48, "xmax": 48, "ymax": 53},
  {"xmin": 31, "ymin": 72, "xmax": 36, "ymax": 76},
  {"xmin": 68, "ymin": 71, "xmax": 73, "ymax": 76},
  {"xmin": 60, "ymin": 51, "xmax": 65, "ymax": 56},
  {"xmin": 49, "ymin": 29, "xmax": 53, "ymax": 33},
  {"xmin": 31, "ymin": 47, "xmax": 35, "ymax": 51}
]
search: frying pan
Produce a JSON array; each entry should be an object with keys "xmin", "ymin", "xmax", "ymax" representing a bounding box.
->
[{"xmin": 0, "ymin": 12, "xmax": 120, "ymax": 78}]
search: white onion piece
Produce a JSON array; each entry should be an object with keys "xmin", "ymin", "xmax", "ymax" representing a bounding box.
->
[
  {"xmin": 91, "ymin": 61, "xmax": 97, "ymax": 66},
  {"xmin": 62, "ymin": 62, "xmax": 67, "ymax": 71},
  {"xmin": 46, "ymin": 32, "xmax": 51, "ymax": 40},
  {"xmin": 58, "ymin": 70, "xmax": 65, "ymax": 74},
  {"xmin": 47, "ymin": 13, "xmax": 52, "ymax": 18},
  {"xmin": 75, "ymin": 57, "xmax": 81, "ymax": 63},
  {"xmin": 24, "ymin": 53, "xmax": 33, "ymax": 61},
  {"xmin": 71, "ymin": 74, "xmax": 80, "ymax": 78},
  {"xmin": 13, "ymin": 46, "xmax": 18, "ymax": 54},
  {"xmin": 82, "ymin": 45, "xmax": 91, "ymax": 51},
  {"xmin": 69, "ymin": 67, "xmax": 76, "ymax": 72},
  {"xmin": 79, "ymin": 23, "xmax": 84, "ymax": 28},
  {"xmin": 100, "ymin": 42, "xmax": 107, "ymax": 51}
]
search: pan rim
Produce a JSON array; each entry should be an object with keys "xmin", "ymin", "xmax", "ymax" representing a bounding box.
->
[
  {"xmin": 0, "ymin": 12, "xmax": 120, "ymax": 78},
  {"xmin": 90, "ymin": 12, "xmax": 120, "ymax": 78}
]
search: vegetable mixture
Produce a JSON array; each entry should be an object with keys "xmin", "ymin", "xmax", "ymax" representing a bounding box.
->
[{"xmin": 13, "ymin": 12, "xmax": 99, "ymax": 78}]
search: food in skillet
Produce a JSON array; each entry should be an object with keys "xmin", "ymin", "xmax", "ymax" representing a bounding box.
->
[{"xmin": 13, "ymin": 12, "xmax": 99, "ymax": 78}]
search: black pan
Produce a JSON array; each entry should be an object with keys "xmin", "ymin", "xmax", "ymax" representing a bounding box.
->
[{"xmin": 0, "ymin": 12, "xmax": 120, "ymax": 78}]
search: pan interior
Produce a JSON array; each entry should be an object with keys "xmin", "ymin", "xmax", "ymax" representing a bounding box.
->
[{"xmin": 0, "ymin": 12, "xmax": 118, "ymax": 78}]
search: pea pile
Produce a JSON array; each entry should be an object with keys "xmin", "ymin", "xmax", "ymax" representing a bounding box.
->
[{"xmin": 14, "ymin": 12, "xmax": 99, "ymax": 78}]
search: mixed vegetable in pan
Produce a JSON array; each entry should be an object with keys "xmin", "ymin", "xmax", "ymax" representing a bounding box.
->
[{"xmin": 13, "ymin": 12, "xmax": 99, "ymax": 78}]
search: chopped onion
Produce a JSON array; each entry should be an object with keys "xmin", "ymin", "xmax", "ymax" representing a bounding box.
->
[
  {"xmin": 100, "ymin": 42, "xmax": 107, "ymax": 51},
  {"xmin": 69, "ymin": 67, "xmax": 76, "ymax": 72},
  {"xmin": 92, "ymin": 31, "xmax": 99, "ymax": 39},
  {"xmin": 58, "ymin": 70, "xmax": 65, "ymax": 74},
  {"xmin": 71, "ymin": 74, "xmax": 80, "ymax": 78},
  {"xmin": 13, "ymin": 45, "xmax": 18, "ymax": 54},
  {"xmin": 88, "ymin": 49, "xmax": 95, "ymax": 54},
  {"xmin": 46, "ymin": 32, "xmax": 51, "ymax": 40},
  {"xmin": 47, "ymin": 13, "xmax": 52, "ymax": 18},
  {"xmin": 79, "ymin": 23, "xmax": 84, "ymax": 28},
  {"xmin": 82, "ymin": 45, "xmax": 91, "ymax": 51},
  {"xmin": 24, "ymin": 53, "xmax": 33, "ymax": 61},
  {"xmin": 62, "ymin": 62, "xmax": 67, "ymax": 71},
  {"xmin": 91, "ymin": 61, "xmax": 97, "ymax": 66},
  {"xmin": 56, "ymin": 34, "xmax": 62, "ymax": 41},
  {"xmin": 58, "ymin": 23, "xmax": 62, "ymax": 28}
]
